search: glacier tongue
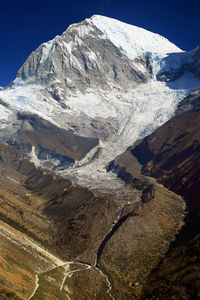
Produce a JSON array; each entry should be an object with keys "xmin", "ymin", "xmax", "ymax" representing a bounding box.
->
[{"xmin": 59, "ymin": 76, "xmax": 199, "ymax": 190}]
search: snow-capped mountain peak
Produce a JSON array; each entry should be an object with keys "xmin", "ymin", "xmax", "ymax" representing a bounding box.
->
[
  {"xmin": 90, "ymin": 15, "xmax": 183, "ymax": 59},
  {"xmin": 0, "ymin": 15, "xmax": 200, "ymax": 189}
]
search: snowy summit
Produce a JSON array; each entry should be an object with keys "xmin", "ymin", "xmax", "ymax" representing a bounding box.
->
[{"xmin": 89, "ymin": 15, "xmax": 183, "ymax": 59}]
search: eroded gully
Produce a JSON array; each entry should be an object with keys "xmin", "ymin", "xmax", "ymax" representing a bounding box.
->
[{"xmin": 93, "ymin": 206, "xmax": 132, "ymax": 300}]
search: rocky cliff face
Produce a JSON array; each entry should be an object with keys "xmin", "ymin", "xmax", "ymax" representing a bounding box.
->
[{"xmin": 16, "ymin": 19, "xmax": 150, "ymax": 93}]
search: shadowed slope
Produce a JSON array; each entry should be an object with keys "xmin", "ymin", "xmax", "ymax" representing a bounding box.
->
[{"xmin": 108, "ymin": 90, "xmax": 200, "ymax": 299}]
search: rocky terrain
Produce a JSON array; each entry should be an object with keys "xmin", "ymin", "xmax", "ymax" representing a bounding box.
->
[{"xmin": 0, "ymin": 15, "xmax": 199, "ymax": 299}]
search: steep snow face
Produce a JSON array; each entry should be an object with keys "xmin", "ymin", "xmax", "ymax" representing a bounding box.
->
[{"xmin": 90, "ymin": 15, "xmax": 183, "ymax": 59}]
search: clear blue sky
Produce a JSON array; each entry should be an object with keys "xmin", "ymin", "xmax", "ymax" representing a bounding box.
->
[{"xmin": 0, "ymin": 0, "xmax": 200, "ymax": 86}]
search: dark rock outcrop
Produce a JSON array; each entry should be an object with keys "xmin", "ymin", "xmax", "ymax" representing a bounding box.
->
[
  {"xmin": 156, "ymin": 46, "xmax": 200, "ymax": 83},
  {"xmin": 141, "ymin": 184, "xmax": 155, "ymax": 203},
  {"xmin": 189, "ymin": 46, "xmax": 200, "ymax": 77},
  {"xmin": 176, "ymin": 88, "xmax": 200, "ymax": 114},
  {"xmin": 156, "ymin": 64, "xmax": 187, "ymax": 82}
]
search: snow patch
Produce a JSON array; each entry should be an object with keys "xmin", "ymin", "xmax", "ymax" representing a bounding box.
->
[
  {"xmin": 40, "ymin": 37, "xmax": 58, "ymax": 63},
  {"xmin": 29, "ymin": 146, "xmax": 41, "ymax": 168}
]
